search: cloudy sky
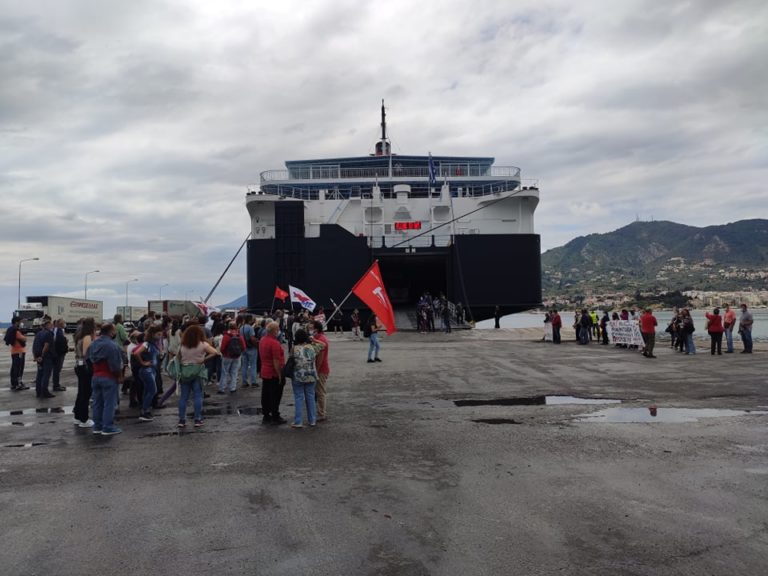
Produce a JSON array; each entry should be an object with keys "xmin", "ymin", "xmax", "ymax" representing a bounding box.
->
[{"xmin": 1, "ymin": 0, "xmax": 766, "ymax": 317}]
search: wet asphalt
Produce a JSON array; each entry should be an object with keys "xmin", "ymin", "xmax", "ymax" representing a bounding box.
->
[{"xmin": 1, "ymin": 331, "xmax": 767, "ymax": 575}]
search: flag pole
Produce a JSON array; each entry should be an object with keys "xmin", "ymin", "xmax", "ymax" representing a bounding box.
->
[
  {"xmin": 322, "ymin": 289, "xmax": 354, "ymax": 328},
  {"xmin": 269, "ymin": 296, "xmax": 276, "ymax": 315}
]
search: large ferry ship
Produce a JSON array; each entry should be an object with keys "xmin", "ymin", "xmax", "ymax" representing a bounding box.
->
[{"xmin": 245, "ymin": 103, "xmax": 541, "ymax": 322}]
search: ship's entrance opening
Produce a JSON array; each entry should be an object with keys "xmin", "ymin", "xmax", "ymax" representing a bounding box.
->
[{"xmin": 376, "ymin": 253, "xmax": 449, "ymax": 306}]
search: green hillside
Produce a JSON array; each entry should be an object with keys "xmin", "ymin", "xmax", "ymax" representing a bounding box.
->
[{"xmin": 542, "ymin": 219, "xmax": 768, "ymax": 296}]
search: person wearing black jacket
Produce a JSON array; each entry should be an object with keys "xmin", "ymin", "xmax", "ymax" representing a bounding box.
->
[{"xmin": 51, "ymin": 319, "xmax": 68, "ymax": 392}]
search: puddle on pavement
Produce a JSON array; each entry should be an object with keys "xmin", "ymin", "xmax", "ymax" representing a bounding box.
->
[
  {"xmin": 472, "ymin": 418, "xmax": 521, "ymax": 425},
  {"xmin": 202, "ymin": 404, "xmax": 262, "ymax": 417},
  {"xmin": 577, "ymin": 407, "xmax": 768, "ymax": 423},
  {"xmin": 0, "ymin": 420, "xmax": 56, "ymax": 427},
  {"xmin": 0, "ymin": 406, "xmax": 74, "ymax": 417},
  {"xmin": 454, "ymin": 395, "xmax": 621, "ymax": 407}
]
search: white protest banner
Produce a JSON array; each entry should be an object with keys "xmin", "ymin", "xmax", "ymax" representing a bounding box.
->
[{"xmin": 606, "ymin": 320, "xmax": 645, "ymax": 346}]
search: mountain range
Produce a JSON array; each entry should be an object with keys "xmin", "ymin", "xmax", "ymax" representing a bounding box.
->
[{"xmin": 542, "ymin": 219, "xmax": 768, "ymax": 296}]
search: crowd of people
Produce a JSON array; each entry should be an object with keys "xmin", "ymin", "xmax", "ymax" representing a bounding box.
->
[
  {"xmin": 4, "ymin": 305, "xmax": 392, "ymax": 435},
  {"xmin": 540, "ymin": 303, "xmax": 756, "ymax": 357},
  {"xmin": 416, "ymin": 293, "xmax": 465, "ymax": 333}
]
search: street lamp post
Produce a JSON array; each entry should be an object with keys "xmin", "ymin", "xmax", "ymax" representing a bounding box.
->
[
  {"xmin": 160, "ymin": 283, "xmax": 169, "ymax": 300},
  {"xmin": 17, "ymin": 257, "xmax": 40, "ymax": 310},
  {"xmin": 84, "ymin": 269, "xmax": 100, "ymax": 299},
  {"xmin": 125, "ymin": 278, "xmax": 139, "ymax": 311}
]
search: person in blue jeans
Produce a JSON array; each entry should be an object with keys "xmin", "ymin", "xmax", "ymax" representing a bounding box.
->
[
  {"xmin": 87, "ymin": 323, "xmax": 124, "ymax": 435},
  {"xmin": 367, "ymin": 314, "xmax": 382, "ymax": 363},
  {"xmin": 682, "ymin": 309, "xmax": 696, "ymax": 355},
  {"xmin": 133, "ymin": 325, "xmax": 162, "ymax": 422},
  {"xmin": 32, "ymin": 318, "xmax": 56, "ymax": 398},
  {"xmin": 177, "ymin": 324, "xmax": 220, "ymax": 428},
  {"xmin": 219, "ymin": 321, "xmax": 246, "ymax": 393},
  {"xmin": 289, "ymin": 329, "xmax": 325, "ymax": 428},
  {"xmin": 239, "ymin": 315, "xmax": 259, "ymax": 387}
]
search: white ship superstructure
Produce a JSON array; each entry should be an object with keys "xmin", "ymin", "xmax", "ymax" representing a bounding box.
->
[{"xmin": 245, "ymin": 103, "xmax": 542, "ymax": 319}]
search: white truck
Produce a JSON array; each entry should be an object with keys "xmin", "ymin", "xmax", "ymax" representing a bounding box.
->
[
  {"xmin": 15, "ymin": 296, "xmax": 104, "ymax": 333},
  {"xmin": 148, "ymin": 300, "xmax": 206, "ymax": 319},
  {"xmin": 116, "ymin": 306, "xmax": 148, "ymax": 322}
]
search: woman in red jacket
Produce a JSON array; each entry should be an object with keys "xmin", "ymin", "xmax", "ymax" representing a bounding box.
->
[{"xmin": 705, "ymin": 307, "xmax": 724, "ymax": 356}]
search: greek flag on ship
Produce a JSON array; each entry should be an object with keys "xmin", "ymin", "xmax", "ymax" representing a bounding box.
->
[{"xmin": 428, "ymin": 153, "xmax": 437, "ymax": 187}]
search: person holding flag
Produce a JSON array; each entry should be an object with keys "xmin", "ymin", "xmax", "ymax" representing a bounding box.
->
[
  {"xmin": 365, "ymin": 314, "xmax": 383, "ymax": 363},
  {"xmin": 322, "ymin": 260, "xmax": 396, "ymax": 363},
  {"xmin": 271, "ymin": 286, "xmax": 289, "ymax": 315}
]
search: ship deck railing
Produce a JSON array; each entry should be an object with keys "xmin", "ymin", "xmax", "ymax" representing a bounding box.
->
[
  {"xmin": 368, "ymin": 234, "xmax": 457, "ymax": 249},
  {"xmin": 247, "ymin": 179, "xmax": 538, "ymax": 202},
  {"xmin": 260, "ymin": 164, "xmax": 520, "ymax": 182}
]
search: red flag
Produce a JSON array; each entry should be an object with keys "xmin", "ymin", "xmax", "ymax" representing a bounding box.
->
[
  {"xmin": 274, "ymin": 286, "xmax": 289, "ymax": 301},
  {"xmin": 352, "ymin": 261, "xmax": 396, "ymax": 335}
]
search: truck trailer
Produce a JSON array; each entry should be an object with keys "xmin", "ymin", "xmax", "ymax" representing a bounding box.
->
[
  {"xmin": 15, "ymin": 296, "xmax": 104, "ymax": 333},
  {"xmin": 116, "ymin": 306, "xmax": 148, "ymax": 322},
  {"xmin": 147, "ymin": 300, "xmax": 206, "ymax": 319}
]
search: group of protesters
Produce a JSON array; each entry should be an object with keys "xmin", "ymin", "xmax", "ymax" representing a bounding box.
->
[
  {"xmin": 542, "ymin": 303, "xmax": 756, "ymax": 358},
  {"xmin": 5, "ymin": 305, "xmax": 373, "ymax": 435}
]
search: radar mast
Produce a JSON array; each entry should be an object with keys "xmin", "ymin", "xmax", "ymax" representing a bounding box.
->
[{"xmin": 375, "ymin": 99, "xmax": 391, "ymax": 157}]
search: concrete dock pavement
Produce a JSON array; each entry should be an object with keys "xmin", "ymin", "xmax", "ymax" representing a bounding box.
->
[{"xmin": 1, "ymin": 330, "xmax": 767, "ymax": 575}]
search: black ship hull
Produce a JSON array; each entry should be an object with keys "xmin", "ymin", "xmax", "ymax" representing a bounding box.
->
[{"xmin": 246, "ymin": 205, "xmax": 541, "ymax": 321}]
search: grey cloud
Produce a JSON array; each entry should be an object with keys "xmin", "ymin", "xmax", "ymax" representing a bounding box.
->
[{"xmin": 1, "ymin": 0, "xmax": 766, "ymax": 315}]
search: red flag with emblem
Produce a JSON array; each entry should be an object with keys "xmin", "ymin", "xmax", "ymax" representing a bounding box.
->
[
  {"xmin": 352, "ymin": 261, "xmax": 396, "ymax": 335},
  {"xmin": 274, "ymin": 286, "xmax": 289, "ymax": 301}
]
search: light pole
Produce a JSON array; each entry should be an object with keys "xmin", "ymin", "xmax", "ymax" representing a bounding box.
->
[
  {"xmin": 160, "ymin": 283, "xmax": 169, "ymax": 300},
  {"xmin": 84, "ymin": 269, "xmax": 100, "ymax": 299},
  {"xmin": 125, "ymin": 278, "xmax": 138, "ymax": 311},
  {"xmin": 184, "ymin": 290, "xmax": 191, "ymax": 301},
  {"xmin": 17, "ymin": 257, "xmax": 40, "ymax": 310}
]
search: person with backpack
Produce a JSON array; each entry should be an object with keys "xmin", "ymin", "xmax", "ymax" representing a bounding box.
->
[
  {"xmin": 239, "ymin": 314, "xmax": 259, "ymax": 388},
  {"xmin": 219, "ymin": 320, "xmax": 246, "ymax": 394},
  {"xmin": 6, "ymin": 316, "xmax": 29, "ymax": 391},
  {"xmin": 51, "ymin": 319, "xmax": 69, "ymax": 392}
]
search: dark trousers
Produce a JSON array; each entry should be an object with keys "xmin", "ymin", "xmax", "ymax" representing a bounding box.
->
[
  {"xmin": 11, "ymin": 353, "xmax": 25, "ymax": 388},
  {"xmin": 74, "ymin": 363, "xmax": 92, "ymax": 422},
  {"xmin": 552, "ymin": 326, "xmax": 561, "ymax": 344},
  {"xmin": 130, "ymin": 368, "xmax": 143, "ymax": 407},
  {"xmin": 35, "ymin": 357, "xmax": 54, "ymax": 396},
  {"xmin": 710, "ymin": 332, "xmax": 723, "ymax": 355},
  {"xmin": 261, "ymin": 377, "xmax": 285, "ymax": 420},
  {"xmin": 52, "ymin": 354, "xmax": 66, "ymax": 389},
  {"xmin": 642, "ymin": 332, "xmax": 656, "ymax": 356}
]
